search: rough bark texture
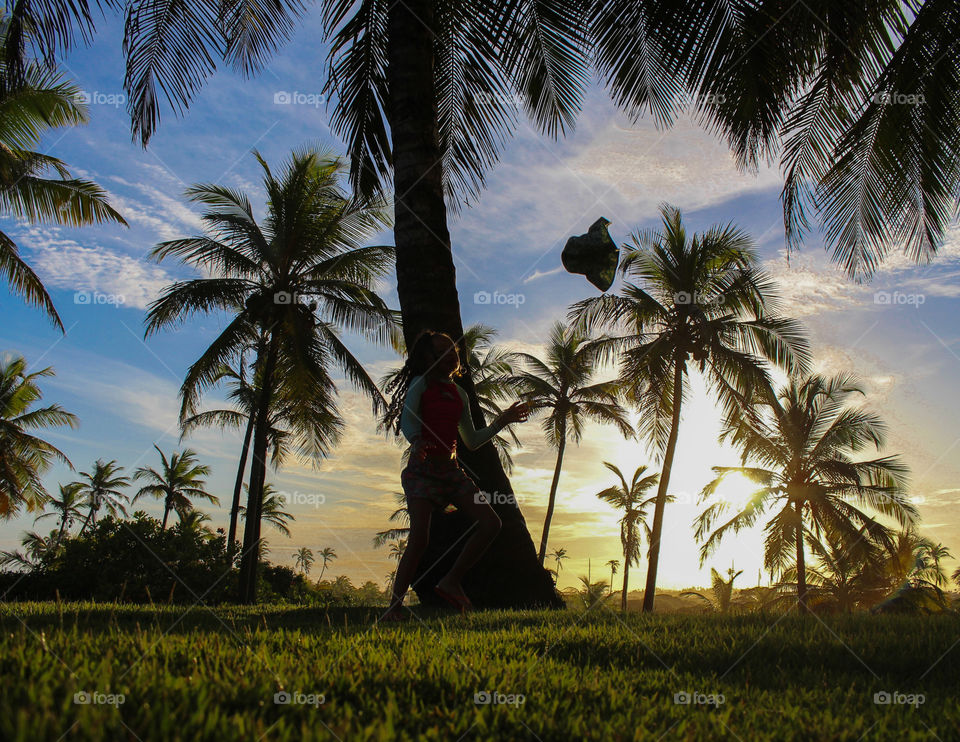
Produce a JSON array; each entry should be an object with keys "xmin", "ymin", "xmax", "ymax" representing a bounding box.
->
[
  {"xmin": 642, "ymin": 358, "xmax": 684, "ymax": 613},
  {"xmin": 386, "ymin": 0, "xmax": 563, "ymax": 610}
]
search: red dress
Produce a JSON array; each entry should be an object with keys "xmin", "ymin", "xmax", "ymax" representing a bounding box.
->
[{"xmin": 401, "ymin": 379, "xmax": 481, "ymax": 510}]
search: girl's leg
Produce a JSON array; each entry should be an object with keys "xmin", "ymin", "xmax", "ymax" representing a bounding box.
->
[
  {"xmin": 436, "ymin": 490, "xmax": 502, "ymax": 603},
  {"xmin": 385, "ymin": 496, "xmax": 434, "ymax": 613}
]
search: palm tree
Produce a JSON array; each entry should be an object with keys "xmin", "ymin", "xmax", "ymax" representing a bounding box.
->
[
  {"xmin": 0, "ymin": 529, "xmax": 55, "ymax": 570},
  {"xmin": 570, "ymin": 204, "xmax": 810, "ymax": 612},
  {"xmin": 73, "ymin": 459, "xmax": 131, "ymax": 534},
  {"xmin": 239, "ymin": 484, "xmax": 293, "ymax": 537},
  {"xmin": 681, "ymin": 566, "xmax": 744, "ymax": 614},
  {"xmin": 317, "ymin": 547, "xmax": 337, "ymax": 582},
  {"xmin": 388, "ymin": 538, "xmax": 407, "ymax": 563},
  {"xmin": 0, "ymin": 21, "xmax": 126, "ymax": 330},
  {"xmin": 175, "ymin": 509, "xmax": 216, "ymax": 540},
  {"xmin": 605, "ymin": 558, "xmax": 620, "ymax": 595},
  {"xmin": 295, "ymin": 547, "xmax": 315, "ymax": 575},
  {"xmin": 577, "ymin": 575, "xmax": 615, "ymax": 611},
  {"xmin": 180, "ymin": 348, "xmax": 290, "ymax": 561},
  {"xmin": 34, "ymin": 482, "xmax": 85, "ymax": 545},
  {"xmin": 778, "ymin": 527, "xmax": 890, "ymax": 613},
  {"xmin": 132, "ymin": 446, "xmax": 218, "ymax": 530},
  {"xmin": 143, "ymin": 148, "xmax": 397, "ymax": 602},
  {"xmin": 594, "ymin": 462, "xmax": 663, "ymax": 612},
  {"xmin": 508, "ymin": 321, "xmax": 634, "ymax": 563},
  {"xmin": 373, "ymin": 492, "xmax": 410, "ymax": 548},
  {"xmin": 694, "ymin": 372, "xmax": 917, "ymax": 615},
  {"xmin": 549, "ymin": 547, "xmax": 569, "ymax": 580},
  {"xmin": 0, "ymin": 354, "xmax": 77, "ymax": 517}
]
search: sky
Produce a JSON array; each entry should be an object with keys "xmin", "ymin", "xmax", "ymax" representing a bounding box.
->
[{"xmin": 2, "ymin": 11, "xmax": 960, "ymax": 593}]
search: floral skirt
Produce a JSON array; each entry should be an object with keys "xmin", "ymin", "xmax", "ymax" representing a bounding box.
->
[{"xmin": 401, "ymin": 444, "xmax": 480, "ymax": 511}]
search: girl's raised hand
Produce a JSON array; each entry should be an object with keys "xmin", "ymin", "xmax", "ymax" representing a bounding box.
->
[{"xmin": 501, "ymin": 401, "xmax": 530, "ymax": 425}]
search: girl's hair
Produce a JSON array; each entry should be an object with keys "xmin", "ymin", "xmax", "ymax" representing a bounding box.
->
[{"xmin": 380, "ymin": 329, "xmax": 462, "ymax": 437}]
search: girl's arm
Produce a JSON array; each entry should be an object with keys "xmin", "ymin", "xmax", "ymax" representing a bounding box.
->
[
  {"xmin": 399, "ymin": 375, "xmax": 427, "ymax": 444},
  {"xmin": 455, "ymin": 385, "xmax": 506, "ymax": 450}
]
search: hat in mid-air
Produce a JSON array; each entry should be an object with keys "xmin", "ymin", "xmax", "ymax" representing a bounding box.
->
[{"xmin": 561, "ymin": 217, "xmax": 619, "ymax": 292}]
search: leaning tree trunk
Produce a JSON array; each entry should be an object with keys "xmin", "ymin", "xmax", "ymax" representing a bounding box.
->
[
  {"xmin": 386, "ymin": 0, "xmax": 562, "ymax": 610},
  {"xmin": 227, "ymin": 412, "xmax": 255, "ymax": 563},
  {"xmin": 538, "ymin": 430, "xmax": 567, "ymax": 564},
  {"xmin": 621, "ymin": 544, "xmax": 630, "ymax": 612},
  {"xmin": 795, "ymin": 498, "xmax": 809, "ymax": 615},
  {"xmin": 238, "ymin": 334, "xmax": 280, "ymax": 603},
  {"xmin": 642, "ymin": 358, "xmax": 684, "ymax": 613}
]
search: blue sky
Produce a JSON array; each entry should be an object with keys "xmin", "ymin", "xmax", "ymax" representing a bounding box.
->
[{"xmin": 3, "ymin": 11, "xmax": 960, "ymax": 591}]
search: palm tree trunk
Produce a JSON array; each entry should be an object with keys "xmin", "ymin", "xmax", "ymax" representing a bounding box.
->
[
  {"xmin": 795, "ymin": 499, "xmax": 809, "ymax": 615},
  {"xmin": 227, "ymin": 412, "xmax": 255, "ymax": 562},
  {"xmin": 161, "ymin": 498, "xmax": 171, "ymax": 531},
  {"xmin": 238, "ymin": 333, "xmax": 280, "ymax": 603},
  {"xmin": 642, "ymin": 359, "xmax": 684, "ymax": 613},
  {"xmin": 538, "ymin": 432, "xmax": 567, "ymax": 563},
  {"xmin": 386, "ymin": 0, "xmax": 562, "ymax": 611},
  {"xmin": 621, "ymin": 551, "xmax": 630, "ymax": 612}
]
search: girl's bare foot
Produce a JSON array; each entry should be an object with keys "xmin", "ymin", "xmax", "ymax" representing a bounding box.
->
[
  {"xmin": 381, "ymin": 607, "xmax": 407, "ymax": 622},
  {"xmin": 435, "ymin": 577, "xmax": 473, "ymax": 610}
]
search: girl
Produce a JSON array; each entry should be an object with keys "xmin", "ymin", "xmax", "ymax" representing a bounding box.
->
[{"xmin": 380, "ymin": 329, "xmax": 529, "ymax": 620}]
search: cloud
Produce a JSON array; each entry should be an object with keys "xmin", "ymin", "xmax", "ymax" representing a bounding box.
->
[{"xmin": 18, "ymin": 226, "xmax": 174, "ymax": 309}]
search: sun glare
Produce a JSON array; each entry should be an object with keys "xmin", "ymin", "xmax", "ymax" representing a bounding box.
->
[{"xmin": 711, "ymin": 471, "xmax": 764, "ymax": 512}]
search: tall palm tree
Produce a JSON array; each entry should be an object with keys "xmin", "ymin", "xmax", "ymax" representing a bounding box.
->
[
  {"xmin": 0, "ymin": 21, "xmax": 127, "ymax": 330},
  {"xmin": 595, "ymin": 462, "xmax": 663, "ymax": 612},
  {"xmin": 239, "ymin": 484, "xmax": 294, "ymax": 537},
  {"xmin": 295, "ymin": 547, "xmax": 315, "ymax": 575},
  {"xmin": 132, "ymin": 446, "xmax": 218, "ymax": 530},
  {"xmin": 681, "ymin": 566, "xmax": 744, "ymax": 614},
  {"xmin": 0, "ymin": 354, "xmax": 77, "ymax": 517},
  {"xmin": 605, "ymin": 558, "xmax": 619, "ymax": 595},
  {"xmin": 143, "ymin": 148, "xmax": 397, "ymax": 603},
  {"xmin": 73, "ymin": 459, "xmax": 131, "ymax": 534},
  {"xmin": 180, "ymin": 347, "xmax": 290, "ymax": 561},
  {"xmin": 317, "ymin": 547, "xmax": 337, "ymax": 582},
  {"xmin": 508, "ymin": 321, "xmax": 634, "ymax": 563},
  {"xmin": 570, "ymin": 204, "xmax": 810, "ymax": 612},
  {"xmin": 694, "ymin": 372, "xmax": 917, "ymax": 615},
  {"xmin": 34, "ymin": 482, "xmax": 84, "ymax": 545}
]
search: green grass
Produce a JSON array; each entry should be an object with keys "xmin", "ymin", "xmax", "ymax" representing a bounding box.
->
[{"xmin": 1, "ymin": 602, "xmax": 957, "ymax": 741}]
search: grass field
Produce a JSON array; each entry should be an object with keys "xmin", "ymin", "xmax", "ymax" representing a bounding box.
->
[{"xmin": 0, "ymin": 602, "xmax": 956, "ymax": 741}]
